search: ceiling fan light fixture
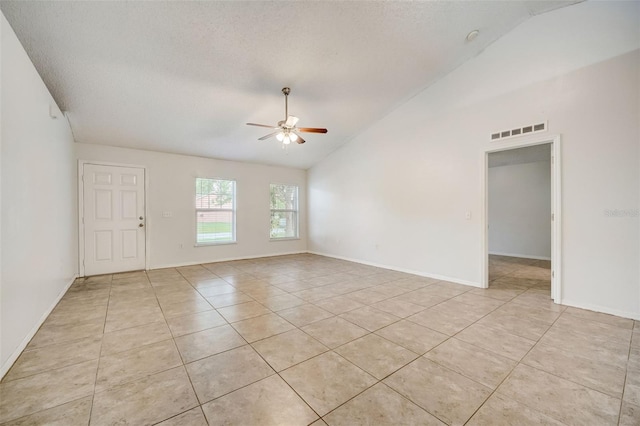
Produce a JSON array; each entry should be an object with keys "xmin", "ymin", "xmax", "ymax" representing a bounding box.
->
[
  {"xmin": 289, "ymin": 132, "xmax": 298, "ymax": 142},
  {"xmin": 283, "ymin": 135, "xmax": 291, "ymax": 145},
  {"xmin": 276, "ymin": 132, "xmax": 285, "ymax": 142}
]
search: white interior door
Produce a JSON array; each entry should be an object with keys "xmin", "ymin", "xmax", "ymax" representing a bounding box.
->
[{"xmin": 83, "ymin": 163, "xmax": 146, "ymax": 276}]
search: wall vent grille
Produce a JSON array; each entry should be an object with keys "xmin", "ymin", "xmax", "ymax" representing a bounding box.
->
[{"xmin": 490, "ymin": 121, "xmax": 547, "ymax": 141}]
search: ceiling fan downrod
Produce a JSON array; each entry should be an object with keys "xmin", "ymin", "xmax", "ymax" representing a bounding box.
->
[{"xmin": 282, "ymin": 87, "xmax": 290, "ymax": 120}]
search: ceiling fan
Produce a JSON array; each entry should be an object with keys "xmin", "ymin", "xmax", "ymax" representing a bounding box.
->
[{"xmin": 246, "ymin": 87, "xmax": 328, "ymax": 145}]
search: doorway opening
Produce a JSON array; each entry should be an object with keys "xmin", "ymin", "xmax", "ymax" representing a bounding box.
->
[{"xmin": 482, "ymin": 136, "xmax": 561, "ymax": 303}]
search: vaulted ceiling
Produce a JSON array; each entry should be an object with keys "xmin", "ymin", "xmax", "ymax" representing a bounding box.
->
[{"xmin": 1, "ymin": 1, "xmax": 581, "ymax": 169}]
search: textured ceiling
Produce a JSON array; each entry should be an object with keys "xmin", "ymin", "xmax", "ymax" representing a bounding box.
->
[{"xmin": 1, "ymin": 1, "xmax": 581, "ymax": 169}]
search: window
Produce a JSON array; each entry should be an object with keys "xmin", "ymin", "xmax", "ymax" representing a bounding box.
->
[
  {"xmin": 270, "ymin": 184, "xmax": 299, "ymax": 239},
  {"xmin": 195, "ymin": 178, "xmax": 235, "ymax": 245}
]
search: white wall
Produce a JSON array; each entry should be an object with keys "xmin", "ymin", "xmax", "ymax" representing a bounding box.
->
[
  {"xmin": 308, "ymin": 1, "xmax": 640, "ymax": 318},
  {"xmin": 1, "ymin": 12, "xmax": 78, "ymax": 376},
  {"xmin": 488, "ymin": 160, "xmax": 551, "ymax": 260},
  {"xmin": 75, "ymin": 144, "xmax": 307, "ymax": 269}
]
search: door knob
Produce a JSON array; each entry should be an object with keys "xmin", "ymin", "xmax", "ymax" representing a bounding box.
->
[{"xmin": 139, "ymin": 223, "xmax": 144, "ymax": 228}]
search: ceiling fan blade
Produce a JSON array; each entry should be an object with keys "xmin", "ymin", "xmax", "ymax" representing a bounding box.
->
[
  {"xmin": 294, "ymin": 132, "xmax": 305, "ymax": 144},
  {"xmin": 247, "ymin": 123, "xmax": 277, "ymax": 129},
  {"xmin": 285, "ymin": 115, "xmax": 299, "ymax": 127},
  {"xmin": 298, "ymin": 127, "xmax": 328, "ymax": 134},
  {"xmin": 258, "ymin": 131, "xmax": 281, "ymax": 141}
]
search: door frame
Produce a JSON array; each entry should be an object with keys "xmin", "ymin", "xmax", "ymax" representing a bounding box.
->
[
  {"xmin": 480, "ymin": 134, "xmax": 562, "ymax": 304},
  {"xmin": 78, "ymin": 160, "xmax": 149, "ymax": 277}
]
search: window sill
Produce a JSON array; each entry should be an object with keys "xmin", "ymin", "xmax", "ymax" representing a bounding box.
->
[
  {"xmin": 269, "ymin": 237, "xmax": 301, "ymax": 242},
  {"xmin": 195, "ymin": 241, "xmax": 237, "ymax": 247}
]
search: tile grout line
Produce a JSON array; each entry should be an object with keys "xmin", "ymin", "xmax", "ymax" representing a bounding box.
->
[
  {"xmin": 520, "ymin": 324, "xmax": 631, "ymax": 399},
  {"xmin": 617, "ymin": 322, "xmax": 636, "ymax": 425},
  {"xmin": 177, "ymin": 271, "xmax": 303, "ymax": 422},
  {"xmin": 152, "ymin": 267, "xmax": 211, "ymax": 425},
  {"xmin": 88, "ymin": 273, "xmax": 114, "ymax": 425},
  {"xmin": 459, "ymin": 263, "xmax": 564, "ymax": 425},
  {"xmin": 169, "ymin": 267, "xmax": 221, "ymax": 425},
  {"xmin": 462, "ymin": 299, "xmax": 595, "ymax": 425},
  {"xmin": 96, "ymin": 271, "xmax": 200, "ymax": 424},
  {"xmin": 316, "ymin": 336, "xmax": 445, "ymax": 423}
]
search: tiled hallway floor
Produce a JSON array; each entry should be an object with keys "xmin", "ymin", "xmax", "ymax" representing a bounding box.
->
[{"xmin": 1, "ymin": 254, "xmax": 638, "ymax": 425}]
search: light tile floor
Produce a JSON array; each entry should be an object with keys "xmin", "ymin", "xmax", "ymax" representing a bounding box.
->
[{"xmin": 1, "ymin": 254, "xmax": 638, "ymax": 425}]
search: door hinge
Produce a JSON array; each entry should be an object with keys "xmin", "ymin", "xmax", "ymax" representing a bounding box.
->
[
  {"xmin": 551, "ymin": 213, "xmax": 554, "ymax": 221},
  {"xmin": 552, "ymin": 270, "xmax": 555, "ymax": 278}
]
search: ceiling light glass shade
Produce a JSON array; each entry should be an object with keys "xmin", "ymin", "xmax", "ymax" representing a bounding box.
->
[
  {"xmin": 276, "ymin": 132, "xmax": 284, "ymax": 141},
  {"xmin": 283, "ymin": 135, "xmax": 291, "ymax": 144},
  {"xmin": 289, "ymin": 133, "xmax": 298, "ymax": 142}
]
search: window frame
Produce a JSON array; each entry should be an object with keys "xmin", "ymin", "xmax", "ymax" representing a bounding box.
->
[
  {"xmin": 195, "ymin": 177, "xmax": 237, "ymax": 246},
  {"xmin": 269, "ymin": 183, "xmax": 299, "ymax": 241}
]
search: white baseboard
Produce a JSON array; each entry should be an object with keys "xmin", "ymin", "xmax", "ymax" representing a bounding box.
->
[
  {"xmin": 308, "ymin": 251, "xmax": 482, "ymax": 288},
  {"xmin": 150, "ymin": 251, "xmax": 309, "ymax": 270},
  {"xmin": 560, "ymin": 299, "xmax": 640, "ymax": 321},
  {"xmin": 0, "ymin": 274, "xmax": 78, "ymax": 380},
  {"xmin": 309, "ymin": 252, "xmax": 639, "ymax": 320},
  {"xmin": 489, "ymin": 251, "xmax": 551, "ymax": 261}
]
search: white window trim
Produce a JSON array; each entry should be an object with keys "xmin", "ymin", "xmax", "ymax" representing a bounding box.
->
[
  {"xmin": 269, "ymin": 184, "xmax": 299, "ymax": 241},
  {"xmin": 195, "ymin": 178, "xmax": 237, "ymax": 246}
]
